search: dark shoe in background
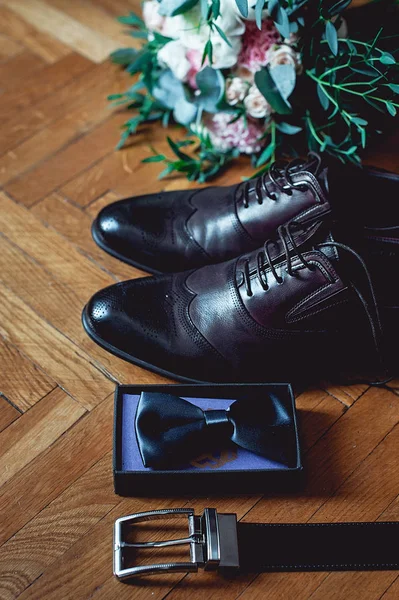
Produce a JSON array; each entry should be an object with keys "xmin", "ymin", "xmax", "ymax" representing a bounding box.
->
[{"xmin": 91, "ymin": 154, "xmax": 332, "ymax": 274}]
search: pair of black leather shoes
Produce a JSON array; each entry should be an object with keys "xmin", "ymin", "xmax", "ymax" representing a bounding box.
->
[{"xmin": 83, "ymin": 154, "xmax": 398, "ymax": 384}]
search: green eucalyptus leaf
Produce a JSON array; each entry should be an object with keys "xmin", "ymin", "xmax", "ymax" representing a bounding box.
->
[
  {"xmin": 317, "ymin": 83, "xmax": 330, "ymax": 111},
  {"xmin": 202, "ymin": 39, "xmax": 213, "ymax": 65},
  {"xmin": 167, "ymin": 136, "xmax": 193, "ymax": 161},
  {"xmin": 351, "ymin": 117, "xmax": 368, "ymax": 127},
  {"xmin": 386, "ymin": 101, "xmax": 397, "ymax": 116},
  {"xmin": 255, "ymin": 0, "xmax": 265, "ymax": 30},
  {"xmin": 212, "ymin": 0, "xmax": 221, "ymax": 19},
  {"xmin": 212, "ymin": 23, "xmax": 232, "ymax": 48},
  {"xmin": 142, "ymin": 155, "xmax": 166, "ymax": 163},
  {"xmin": 235, "ymin": 0, "xmax": 249, "ymax": 18},
  {"xmin": 174, "ymin": 95, "xmax": 198, "ymax": 124},
  {"xmin": 360, "ymin": 127, "xmax": 366, "ymax": 149},
  {"xmin": 152, "ymin": 32, "xmax": 174, "ymax": 45},
  {"xmin": 328, "ymin": 0, "xmax": 351, "ymax": 17},
  {"xmin": 117, "ymin": 12, "xmax": 145, "ymax": 28},
  {"xmin": 126, "ymin": 50, "xmax": 151, "ymax": 74},
  {"xmin": 325, "ymin": 21, "xmax": 338, "ymax": 56},
  {"xmin": 364, "ymin": 96, "xmax": 386, "ymax": 115},
  {"xmin": 110, "ymin": 48, "xmax": 138, "ymax": 65},
  {"xmin": 152, "ymin": 69, "xmax": 197, "ymax": 124},
  {"xmin": 256, "ymin": 143, "xmax": 275, "ymax": 167},
  {"xmin": 129, "ymin": 31, "xmax": 149, "ymax": 39},
  {"xmin": 255, "ymin": 68, "xmax": 292, "ymax": 115},
  {"xmin": 200, "ymin": 0, "xmax": 209, "ymax": 18},
  {"xmin": 387, "ymin": 83, "xmax": 399, "ymax": 94},
  {"xmin": 380, "ymin": 52, "xmax": 396, "ymax": 65},
  {"xmin": 196, "ymin": 66, "xmax": 225, "ymax": 112},
  {"xmin": 276, "ymin": 122, "xmax": 302, "ymax": 135},
  {"xmin": 270, "ymin": 64, "xmax": 296, "ymax": 100},
  {"xmin": 158, "ymin": 0, "xmax": 199, "ymax": 17}
]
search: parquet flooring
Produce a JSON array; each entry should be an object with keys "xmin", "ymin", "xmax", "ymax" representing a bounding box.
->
[{"xmin": 0, "ymin": 2, "xmax": 398, "ymax": 599}]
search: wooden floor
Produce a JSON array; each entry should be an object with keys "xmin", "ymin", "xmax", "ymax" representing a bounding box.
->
[{"xmin": 0, "ymin": 1, "xmax": 398, "ymax": 599}]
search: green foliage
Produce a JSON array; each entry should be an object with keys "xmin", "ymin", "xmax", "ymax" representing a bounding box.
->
[
  {"xmin": 146, "ymin": 133, "xmax": 240, "ymax": 182},
  {"xmin": 109, "ymin": 2, "xmax": 399, "ymax": 181}
]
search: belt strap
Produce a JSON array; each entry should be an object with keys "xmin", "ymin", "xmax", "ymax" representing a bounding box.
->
[
  {"xmin": 113, "ymin": 509, "xmax": 399, "ymax": 580},
  {"xmin": 237, "ymin": 521, "xmax": 399, "ymax": 572}
]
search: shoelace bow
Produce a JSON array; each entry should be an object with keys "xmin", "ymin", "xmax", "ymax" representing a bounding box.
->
[
  {"xmin": 241, "ymin": 152, "xmax": 322, "ymax": 209},
  {"xmin": 241, "ymin": 232, "xmax": 391, "ymax": 384}
]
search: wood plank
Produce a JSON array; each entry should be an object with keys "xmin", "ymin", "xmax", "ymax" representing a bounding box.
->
[
  {"xmin": 0, "ymin": 284, "xmax": 114, "ymax": 410},
  {"xmin": 380, "ymin": 576, "xmax": 399, "ymax": 599},
  {"xmin": 5, "ymin": 0, "xmax": 124, "ymax": 62},
  {"xmin": 31, "ymin": 193, "xmax": 145, "ymax": 281},
  {"xmin": 0, "ymin": 192, "xmax": 113, "ymax": 301},
  {"xmin": 85, "ymin": 191, "xmax": 120, "ymax": 218},
  {"xmin": 242, "ymin": 386, "xmax": 399, "ymax": 524},
  {"xmin": 0, "ymin": 233, "xmax": 170, "ymax": 386},
  {"xmin": 48, "ymin": 0, "xmax": 140, "ymax": 48},
  {"xmin": 0, "ymin": 394, "xmax": 114, "ymax": 546},
  {"xmin": 311, "ymin": 423, "xmax": 399, "ymax": 522},
  {"xmin": 0, "ymin": 33, "xmax": 22, "ymax": 61},
  {"xmin": 0, "ymin": 398, "xmax": 20, "ymax": 433},
  {"xmin": 0, "ymin": 388, "xmax": 86, "ymax": 487},
  {"xmin": 0, "ymin": 5, "xmax": 70, "ymax": 63},
  {"xmin": 5, "ymin": 113, "xmax": 128, "ymax": 206},
  {"xmin": 0, "ymin": 337, "xmax": 55, "ymax": 412},
  {"xmin": 322, "ymin": 382, "xmax": 369, "ymax": 407},
  {"xmin": 0, "ymin": 52, "xmax": 92, "ymax": 122},
  {"xmin": 296, "ymin": 389, "xmax": 347, "ymax": 453},
  {"xmin": 292, "ymin": 572, "xmax": 398, "ymax": 600},
  {"xmin": 0, "ymin": 50, "xmax": 45, "ymax": 89},
  {"xmin": 0, "ymin": 97, "xmax": 121, "ymax": 187},
  {"xmin": 60, "ymin": 150, "xmax": 141, "ymax": 207},
  {"xmin": 0, "ymin": 451, "xmax": 116, "ymax": 600},
  {"xmin": 0, "ymin": 60, "xmax": 121, "ymax": 155},
  {"xmin": 95, "ymin": 0, "xmax": 143, "ymax": 18}
]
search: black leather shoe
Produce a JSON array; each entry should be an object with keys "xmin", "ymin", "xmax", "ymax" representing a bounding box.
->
[
  {"xmin": 92, "ymin": 157, "xmax": 399, "ymax": 275},
  {"xmin": 360, "ymin": 223, "xmax": 399, "ymax": 375},
  {"xmin": 83, "ymin": 224, "xmax": 387, "ymax": 384},
  {"xmin": 92, "ymin": 153, "xmax": 333, "ymax": 273}
]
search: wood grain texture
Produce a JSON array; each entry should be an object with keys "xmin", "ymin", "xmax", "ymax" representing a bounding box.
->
[
  {"xmin": 31, "ymin": 193, "xmax": 145, "ymax": 281},
  {"xmin": 0, "ymin": 3, "xmax": 397, "ymax": 599},
  {"xmin": 0, "ymin": 34, "xmax": 23, "ymax": 61},
  {"xmin": 4, "ymin": 0, "xmax": 123, "ymax": 62},
  {"xmin": 0, "ymin": 337, "xmax": 55, "ymax": 411},
  {"xmin": 0, "ymin": 52, "xmax": 92, "ymax": 121},
  {"xmin": 0, "ymin": 5, "xmax": 70, "ymax": 63},
  {"xmin": 0, "ymin": 50, "xmax": 46, "ymax": 89},
  {"xmin": 0, "ymin": 398, "xmax": 20, "ymax": 433},
  {"xmin": 0, "ymin": 388, "xmax": 86, "ymax": 486},
  {"xmin": 4, "ymin": 113, "xmax": 128, "ymax": 206}
]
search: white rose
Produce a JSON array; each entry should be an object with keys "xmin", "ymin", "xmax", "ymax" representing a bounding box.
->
[
  {"xmin": 226, "ymin": 77, "xmax": 249, "ymax": 105},
  {"xmin": 161, "ymin": 1, "xmax": 244, "ymax": 69},
  {"xmin": 244, "ymin": 85, "xmax": 272, "ymax": 118},
  {"xmin": 142, "ymin": 0, "xmax": 164, "ymax": 32},
  {"xmin": 157, "ymin": 40, "xmax": 191, "ymax": 82},
  {"xmin": 267, "ymin": 44, "xmax": 302, "ymax": 74}
]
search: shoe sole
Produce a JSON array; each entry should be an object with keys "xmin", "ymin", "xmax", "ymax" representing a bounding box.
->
[
  {"xmin": 81, "ymin": 304, "xmax": 205, "ymax": 384},
  {"xmin": 91, "ymin": 221, "xmax": 163, "ymax": 275}
]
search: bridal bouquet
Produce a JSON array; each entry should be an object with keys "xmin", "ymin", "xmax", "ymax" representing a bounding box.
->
[{"xmin": 109, "ymin": 0, "xmax": 399, "ymax": 181}]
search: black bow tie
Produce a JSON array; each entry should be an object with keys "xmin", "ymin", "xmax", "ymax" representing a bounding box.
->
[{"xmin": 135, "ymin": 392, "xmax": 297, "ymax": 469}]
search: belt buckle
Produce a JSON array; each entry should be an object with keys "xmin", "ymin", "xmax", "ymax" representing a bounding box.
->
[{"xmin": 114, "ymin": 507, "xmax": 239, "ymax": 580}]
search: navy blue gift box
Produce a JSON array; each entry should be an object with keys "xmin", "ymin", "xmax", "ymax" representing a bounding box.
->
[{"xmin": 113, "ymin": 383, "xmax": 302, "ymax": 496}]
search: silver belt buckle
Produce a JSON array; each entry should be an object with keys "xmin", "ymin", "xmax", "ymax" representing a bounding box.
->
[{"xmin": 114, "ymin": 507, "xmax": 239, "ymax": 580}]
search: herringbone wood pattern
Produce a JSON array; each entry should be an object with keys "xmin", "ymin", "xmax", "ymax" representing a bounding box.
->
[{"xmin": 0, "ymin": 1, "xmax": 398, "ymax": 599}]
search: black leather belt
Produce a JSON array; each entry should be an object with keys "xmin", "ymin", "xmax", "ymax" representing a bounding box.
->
[{"xmin": 114, "ymin": 508, "xmax": 399, "ymax": 580}]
